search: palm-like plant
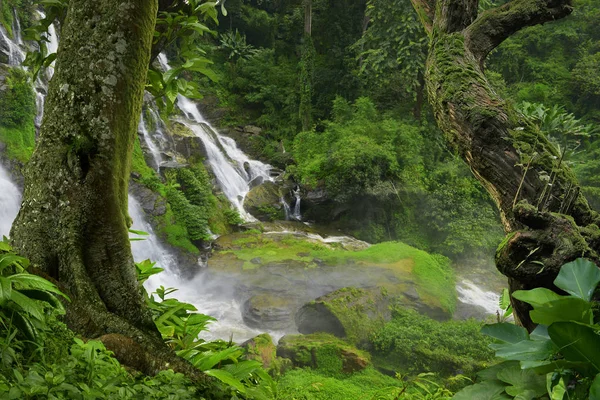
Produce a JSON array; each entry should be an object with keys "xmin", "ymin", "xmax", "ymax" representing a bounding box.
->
[{"xmin": 0, "ymin": 241, "xmax": 68, "ymax": 345}]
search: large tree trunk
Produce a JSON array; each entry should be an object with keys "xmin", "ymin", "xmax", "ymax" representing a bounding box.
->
[
  {"xmin": 10, "ymin": 0, "xmax": 207, "ymax": 380},
  {"xmin": 411, "ymin": 0, "xmax": 600, "ymax": 330}
]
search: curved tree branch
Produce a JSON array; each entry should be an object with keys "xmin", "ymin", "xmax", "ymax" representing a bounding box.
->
[
  {"xmin": 410, "ymin": 0, "xmax": 437, "ymax": 34},
  {"xmin": 465, "ymin": 0, "xmax": 573, "ymax": 64}
]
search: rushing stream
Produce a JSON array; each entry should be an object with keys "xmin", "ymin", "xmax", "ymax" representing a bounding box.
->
[{"xmin": 0, "ymin": 12, "xmax": 503, "ymax": 343}]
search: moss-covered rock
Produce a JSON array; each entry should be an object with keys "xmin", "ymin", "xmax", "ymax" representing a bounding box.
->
[
  {"xmin": 243, "ymin": 181, "xmax": 284, "ymax": 221},
  {"xmin": 276, "ymin": 333, "xmax": 370, "ymax": 374},
  {"xmin": 295, "ymin": 287, "xmax": 392, "ymax": 346},
  {"xmin": 241, "ymin": 333, "xmax": 292, "ymax": 376}
]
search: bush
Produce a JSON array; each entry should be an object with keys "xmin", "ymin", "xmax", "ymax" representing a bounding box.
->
[
  {"xmin": 370, "ymin": 308, "xmax": 494, "ymax": 377},
  {"xmin": 0, "ymin": 68, "xmax": 35, "ymax": 128}
]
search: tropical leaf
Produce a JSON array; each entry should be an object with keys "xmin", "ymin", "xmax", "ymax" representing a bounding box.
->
[
  {"xmin": 205, "ymin": 369, "xmax": 246, "ymax": 394},
  {"xmin": 529, "ymin": 297, "xmax": 592, "ymax": 325},
  {"xmin": 553, "ymin": 258, "xmax": 600, "ymax": 301},
  {"xmin": 548, "ymin": 321, "xmax": 600, "ymax": 372},
  {"xmin": 452, "ymin": 379, "xmax": 510, "ymax": 399},
  {"xmin": 512, "ymin": 288, "xmax": 562, "ymax": 308},
  {"xmin": 481, "ymin": 323, "xmax": 529, "ymax": 344}
]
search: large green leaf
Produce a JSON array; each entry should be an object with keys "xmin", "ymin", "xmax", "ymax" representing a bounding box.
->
[
  {"xmin": 9, "ymin": 274, "xmax": 66, "ymax": 297},
  {"xmin": 548, "ymin": 321, "xmax": 600, "ymax": 372},
  {"xmin": 590, "ymin": 373, "xmax": 600, "ymax": 400},
  {"xmin": 530, "ymin": 297, "xmax": 592, "ymax": 325},
  {"xmin": 190, "ymin": 346, "xmax": 242, "ymax": 371},
  {"xmin": 477, "ymin": 361, "xmax": 520, "ymax": 381},
  {"xmin": 512, "ymin": 288, "xmax": 562, "ymax": 308},
  {"xmin": 481, "ymin": 323, "xmax": 529, "ymax": 344},
  {"xmin": 496, "ymin": 363, "xmax": 547, "ymax": 399},
  {"xmin": 9, "ymin": 290, "xmax": 45, "ymax": 321},
  {"xmin": 554, "ymin": 258, "xmax": 600, "ymax": 301},
  {"xmin": 491, "ymin": 339, "xmax": 556, "ymax": 361},
  {"xmin": 0, "ymin": 276, "xmax": 12, "ymax": 303},
  {"xmin": 205, "ymin": 369, "xmax": 246, "ymax": 394},
  {"xmin": 452, "ymin": 380, "xmax": 510, "ymax": 400}
]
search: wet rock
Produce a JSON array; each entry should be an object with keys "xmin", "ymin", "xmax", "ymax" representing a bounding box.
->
[
  {"xmin": 241, "ymin": 333, "xmax": 292, "ymax": 375},
  {"xmin": 250, "ymin": 257, "xmax": 262, "ymax": 265},
  {"xmin": 242, "ymin": 293, "xmax": 296, "ymax": 330},
  {"xmin": 243, "ymin": 125, "xmax": 262, "ymax": 135},
  {"xmin": 276, "ymin": 333, "xmax": 370, "ymax": 373},
  {"xmin": 130, "ymin": 182, "xmax": 167, "ymax": 217},
  {"xmin": 170, "ymin": 122, "xmax": 207, "ymax": 160},
  {"xmin": 159, "ymin": 160, "xmax": 188, "ymax": 177},
  {"xmin": 248, "ymin": 175, "xmax": 264, "ymax": 189},
  {"xmin": 243, "ymin": 181, "xmax": 284, "ymax": 221},
  {"xmin": 295, "ymin": 287, "xmax": 392, "ymax": 346}
]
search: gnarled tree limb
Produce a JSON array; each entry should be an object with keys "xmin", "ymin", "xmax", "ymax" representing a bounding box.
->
[
  {"xmin": 410, "ymin": 0, "xmax": 436, "ymax": 34},
  {"xmin": 465, "ymin": 0, "xmax": 573, "ymax": 63}
]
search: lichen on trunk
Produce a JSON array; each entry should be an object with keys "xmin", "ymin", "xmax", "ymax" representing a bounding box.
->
[{"xmin": 9, "ymin": 0, "xmax": 208, "ymax": 380}]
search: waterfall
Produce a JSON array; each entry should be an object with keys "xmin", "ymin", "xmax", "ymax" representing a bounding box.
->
[
  {"xmin": 0, "ymin": 15, "xmax": 25, "ymax": 66},
  {"xmin": 0, "ymin": 165, "xmax": 20, "ymax": 238},
  {"xmin": 456, "ymin": 280, "xmax": 501, "ymax": 316},
  {"xmin": 281, "ymin": 197, "xmax": 292, "ymax": 221},
  {"xmin": 138, "ymin": 114, "xmax": 163, "ymax": 171},
  {"xmin": 157, "ymin": 54, "xmax": 273, "ymax": 221},
  {"xmin": 292, "ymin": 186, "xmax": 301, "ymax": 220}
]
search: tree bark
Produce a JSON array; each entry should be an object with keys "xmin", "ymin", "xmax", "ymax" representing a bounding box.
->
[
  {"xmin": 10, "ymin": 0, "xmax": 209, "ymax": 381},
  {"xmin": 411, "ymin": 0, "xmax": 600, "ymax": 330}
]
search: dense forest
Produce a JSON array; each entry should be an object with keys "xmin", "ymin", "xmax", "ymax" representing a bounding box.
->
[{"xmin": 0, "ymin": 0, "xmax": 599, "ymax": 398}]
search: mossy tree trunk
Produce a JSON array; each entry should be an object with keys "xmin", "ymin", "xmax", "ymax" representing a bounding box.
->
[
  {"xmin": 411, "ymin": 0, "xmax": 600, "ymax": 330},
  {"xmin": 10, "ymin": 0, "xmax": 206, "ymax": 380}
]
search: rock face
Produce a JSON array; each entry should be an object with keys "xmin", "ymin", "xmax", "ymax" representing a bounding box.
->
[
  {"xmin": 242, "ymin": 293, "xmax": 296, "ymax": 331},
  {"xmin": 129, "ymin": 181, "xmax": 166, "ymax": 217},
  {"xmin": 243, "ymin": 181, "xmax": 284, "ymax": 221},
  {"xmin": 295, "ymin": 287, "xmax": 392, "ymax": 346},
  {"xmin": 276, "ymin": 333, "xmax": 370, "ymax": 373},
  {"xmin": 170, "ymin": 122, "xmax": 208, "ymax": 161}
]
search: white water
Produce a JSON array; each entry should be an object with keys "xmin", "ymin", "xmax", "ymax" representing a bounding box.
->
[
  {"xmin": 129, "ymin": 194, "xmax": 282, "ymax": 342},
  {"xmin": 292, "ymin": 188, "xmax": 302, "ymax": 220},
  {"xmin": 157, "ymin": 54, "xmax": 273, "ymax": 221},
  {"xmin": 456, "ymin": 280, "xmax": 502, "ymax": 316},
  {"xmin": 0, "ymin": 164, "xmax": 20, "ymax": 238},
  {"xmin": 0, "ymin": 14, "xmax": 25, "ymax": 65},
  {"xmin": 138, "ymin": 114, "xmax": 163, "ymax": 171}
]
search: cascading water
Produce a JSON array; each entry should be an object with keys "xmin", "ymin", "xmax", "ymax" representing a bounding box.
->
[
  {"xmin": 128, "ymin": 194, "xmax": 280, "ymax": 342},
  {"xmin": 292, "ymin": 186, "xmax": 301, "ymax": 220},
  {"xmin": 157, "ymin": 54, "xmax": 273, "ymax": 221},
  {"xmin": 0, "ymin": 164, "xmax": 20, "ymax": 238},
  {"xmin": 0, "ymin": 13, "xmax": 25, "ymax": 65},
  {"xmin": 138, "ymin": 114, "xmax": 163, "ymax": 171}
]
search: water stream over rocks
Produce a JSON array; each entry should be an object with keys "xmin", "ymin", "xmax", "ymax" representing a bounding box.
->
[{"xmin": 0, "ymin": 12, "xmax": 505, "ymax": 344}]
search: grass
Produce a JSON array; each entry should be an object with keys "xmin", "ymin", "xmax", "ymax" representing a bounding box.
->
[
  {"xmin": 276, "ymin": 367, "xmax": 402, "ymax": 400},
  {"xmin": 223, "ymin": 233, "xmax": 457, "ymax": 313}
]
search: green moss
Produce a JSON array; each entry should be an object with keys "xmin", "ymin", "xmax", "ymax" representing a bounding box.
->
[
  {"xmin": 0, "ymin": 121, "xmax": 35, "ymax": 163},
  {"xmin": 219, "ymin": 232, "xmax": 456, "ymax": 313}
]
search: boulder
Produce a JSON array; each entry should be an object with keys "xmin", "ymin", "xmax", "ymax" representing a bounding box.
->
[
  {"xmin": 276, "ymin": 333, "xmax": 370, "ymax": 374},
  {"xmin": 170, "ymin": 122, "xmax": 208, "ymax": 161},
  {"xmin": 295, "ymin": 287, "xmax": 392, "ymax": 346},
  {"xmin": 242, "ymin": 293, "xmax": 296, "ymax": 330},
  {"xmin": 243, "ymin": 181, "xmax": 284, "ymax": 221},
  {"xmin": 241, "ymin": 333, "xmax": 293, "ymax": 377},
  {"xmin": 243, "ymin": 125, "xmax": 262, "ymax": 135},
  {"xmin": 129, "ymin": 181, "xmax": 167, "ymax": 217},
  {"xmin": 159, "ymin": 160, "xmax": 188, "ymax": 178}
]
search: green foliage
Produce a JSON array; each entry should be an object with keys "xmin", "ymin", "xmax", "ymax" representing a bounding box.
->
[
  {"xmin": 276, "ymin": 367, "xmax": 454, "ymax": 400},
  {"xmin": 351, "ymin": 0, "xmax": 427, "ymax": 110},
  {"xmin": 138, "ymin": 265, "xmax": 276, "ymax": 399},
  {"xmin": 0, "ymin": 240, "xmax": 68, "ymax": 347},
  {"xmin": 370, "ymin": 308, "xmax": 494, "ymax": 377},
  {"xmin": 0, "ymin": 67, "xmax": 36, "ymax": 129},
  {"xmin": 147, "ymin": 1, "xmax": 220, "ymax": 113},
  {"xmin": 456, "ymin": 258, "xmax": 600, "ymax": 399}
]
